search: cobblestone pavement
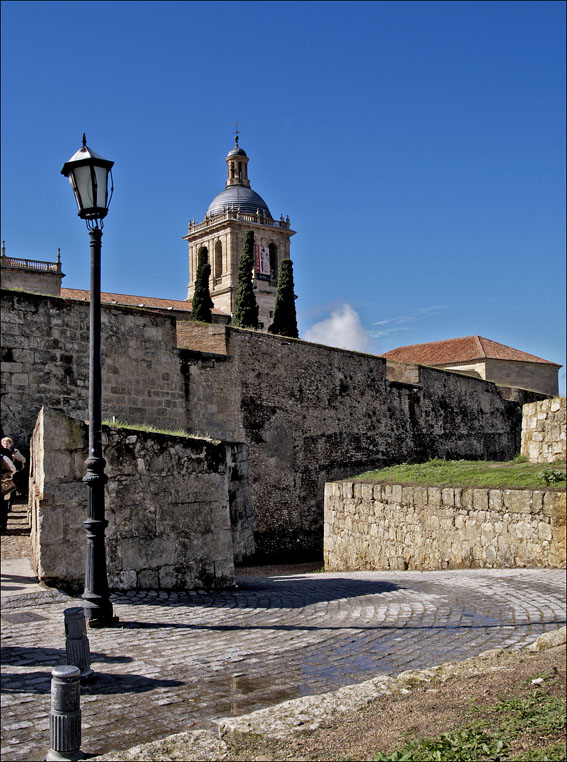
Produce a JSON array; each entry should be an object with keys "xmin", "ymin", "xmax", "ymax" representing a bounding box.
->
[{"xmin": 1, "ymin": 567, "xmax": 565, "ymax": 761}]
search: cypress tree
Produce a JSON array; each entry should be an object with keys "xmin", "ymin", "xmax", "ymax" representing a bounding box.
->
[
  {"xmin": 191, "ymin": 246, "xmax": 214, "ymax": 323},
  {"xmin": 232, "ymin": 230, "xmax": 259, "ymax": 329},
  {"xmin": 268, "ymin": 258, "xmax": 298, "ymax": 338}
]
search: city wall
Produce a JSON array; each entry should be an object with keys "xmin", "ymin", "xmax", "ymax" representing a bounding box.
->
[
  {"xmin": 29, "ymin": 408, "xmax": 253, "ymax": 590},
  {"xmin": 324, "ymin": 480, "xmax": 566, "ymax": 571},
  {"xmin": 1, "ymin": 291, "xmax": 188, "ymax": 445},
  {"xmin": 1, "ymin": 289, "xmax": 545, "ymax": 563},
  {"xmin": 521, "ymin": 396, "xmax": 566, "ymax": 464},
  {"xmin": 187, "ymin": 328, "xmax": 542, "ymax": 560}
]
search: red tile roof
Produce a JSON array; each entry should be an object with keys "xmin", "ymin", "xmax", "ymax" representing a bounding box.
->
[
  {"xmin": 61, "ymin": 288, "xmax": 228, "ymax": 315},
  {"xmin": 381, "ymin": 335, "xmax": 560, "ymax": 367}
]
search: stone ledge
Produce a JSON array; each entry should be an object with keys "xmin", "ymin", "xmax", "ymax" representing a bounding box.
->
[{"xmin": 0, "ymin": 588, "xmax": 74, "ymax": 610}]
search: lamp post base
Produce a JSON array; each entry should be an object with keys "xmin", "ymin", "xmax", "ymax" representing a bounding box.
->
[
  {"xmin": 82, "ymin": 598, "xmax": 119, "ymax": 628},
  {"xmin": 85, "ymin": 615, "xmax": 120, "ymax": 629}
]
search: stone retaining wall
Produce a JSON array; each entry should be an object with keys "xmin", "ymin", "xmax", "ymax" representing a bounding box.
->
[
  {"xmin": 521, "ymin": 396, "xmax": 566, "ymax": 463},
  {"xmin": 324, "ymin": 481, "xmax": 566, "ymax": 570},
  {"xmin": 29, "ymin": 408, "xmax": 253, "ymax": 591}
]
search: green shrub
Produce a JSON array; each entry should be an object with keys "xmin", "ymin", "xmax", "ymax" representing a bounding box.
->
[{"xmin": 233, "ymin": 230, "xmax": 259, "ymax": 329}]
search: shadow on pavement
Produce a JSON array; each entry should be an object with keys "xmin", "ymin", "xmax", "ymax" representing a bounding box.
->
[
  {"xmin": 114, "ymin": 619, "xmax": 566, "ymax": 632},
  {"xmin": 1, "ymin": 646, "xmax": 132, "ymax": 667},
  {"xmin": 112, "ymin": 576, "xmax": 405, "ymax": 608},
  {"xmin": 0, "ymin": 670, "xmax": 183, "ymax": 695}
]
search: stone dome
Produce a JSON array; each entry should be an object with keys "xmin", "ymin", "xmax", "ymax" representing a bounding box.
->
[
  {"xmin": 206, "ymin": 185, "xmax": 272, "ymax": 218},
  {"xmin": 226, "ymin": 145, "xmax": 247, "ymax": 158}
]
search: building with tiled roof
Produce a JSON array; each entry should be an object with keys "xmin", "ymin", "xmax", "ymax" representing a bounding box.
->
[
  {"xmin": 0, "ymin": 244, "xmax": 230, "ymax": 325},
  {"xmin": 60, "ymin": 288, "xmax": 230, "ymax": 324},
  {"xmin": 382, "ymin": 335, "xmax": 561, "ymax": 396}
]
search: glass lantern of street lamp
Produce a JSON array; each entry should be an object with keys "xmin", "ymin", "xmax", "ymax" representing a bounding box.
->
[{"xmin": 61, "ymin": 134, "xmax": 114, "ymax": 226}]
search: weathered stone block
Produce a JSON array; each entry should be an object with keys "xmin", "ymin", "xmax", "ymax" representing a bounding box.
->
[
  {"xmin": 425, "ymin": 486, "xmax": 440, "ymax": 506},
  {"xmin": 472, "ymin": 489, "xmax": 489, "ymax": 512},
  {"xmin": 488, "ymin": 489, "xmax": 503, "ymax": 512},
  {"xmin": 138, "ymin": 569, "xmax": 159, "ymax": 589},
  {"xmin": 503, "ymin": 489, "xmax": 535, "ymax": 514}
]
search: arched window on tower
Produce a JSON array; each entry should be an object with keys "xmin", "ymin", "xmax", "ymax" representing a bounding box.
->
[
  {"xmin": 230, "ymin": 162, "xmax": 235, "ymax": 179},
  {"xmin": 269, "ymin": 243, "xmax": 278, "ymax": 284},
  {"xmin": 214, "ymin": 240, "xmax": 223, "ymax": 284}
]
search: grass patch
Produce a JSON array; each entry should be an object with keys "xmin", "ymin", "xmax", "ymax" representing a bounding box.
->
[
  {"xmin": 102, "ymin": 418, "xmax": 196, "ymax": 438},
  {"xmin": 373, "ymin": 682, "xmax": 566, "ymax": 761},
  {"xmin": 353, "ymin": 457, "xmax": 566, "ymax": 490}
]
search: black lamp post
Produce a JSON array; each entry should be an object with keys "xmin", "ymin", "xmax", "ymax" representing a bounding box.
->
[{"xmin": 61, "ymin": 135, "xmax": 117, "ymax": 627}]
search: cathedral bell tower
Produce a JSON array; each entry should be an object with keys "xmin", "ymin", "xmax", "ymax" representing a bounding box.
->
[{"xmin": 184, "ymin": 134, "xmax": 295, "ymax": 330}]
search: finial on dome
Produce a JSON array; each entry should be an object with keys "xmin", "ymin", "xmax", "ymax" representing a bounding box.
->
[
  {"xmin": 82, "ymin": 133, "xmax": 87, "ymax": 147},
  {"xmin": 234, "ymin": 119, "xmax": 240, "ymax": 146}
]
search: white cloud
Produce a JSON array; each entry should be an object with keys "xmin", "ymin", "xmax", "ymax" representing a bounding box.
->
[
  {"xmin": 369, "ymin": 326, "xmax": 410, "ymax": 339},
  {"xmin": 303, "ymin": 303, "xmax": 373, "ymax": 354},
  {"xmin": 370, "ymin": 305, "xmax": 452, "ymax": 337}
]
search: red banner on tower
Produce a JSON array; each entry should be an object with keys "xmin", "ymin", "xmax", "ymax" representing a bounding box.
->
[{"xmin": 254, "ymin": 245, "xmax": 270, "ymax": 280}]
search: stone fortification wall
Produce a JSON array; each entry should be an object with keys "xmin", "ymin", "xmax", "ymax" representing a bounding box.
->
[
  {"xmin": 521, "ymin": 397, "xmax": 566, "ymax": 464},
  {"xmin": 1, "ymin": 290, "xmax": 188, "ymax": 446},
  {"xmin": 324, "ymin": 480, "xmax": 566, "ymax": 571},
  {"xmin": 1, "ymin": 290, "xmax": 546, "ymax": 564},
  {"xmin": 29, "ymin": 408, "xmax": 253, "ymax": 591},
  {"xmin": 209, "ymin": 329, "xmax": 539, "ymax": 561}
]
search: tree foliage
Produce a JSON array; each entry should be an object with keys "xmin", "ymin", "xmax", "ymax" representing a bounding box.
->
[
  {"xmin": 191, "ymin": 246, "xmax": 214, "ymax": 323},
  {"xmin": 232, "ymin": 230, "xmax": 259, "ymax": 329},
  {"xmin": 268, "ymin": 258, "xmax": 298, "ymax": 338}
]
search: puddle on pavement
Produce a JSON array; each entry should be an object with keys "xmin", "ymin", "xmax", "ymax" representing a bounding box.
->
[{"xmin": 206, "ymin": 671, "xmax": 300, "ymax": 716}]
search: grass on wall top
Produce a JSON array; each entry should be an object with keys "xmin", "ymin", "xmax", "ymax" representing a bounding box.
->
[{"xmin": 352, "ymin": 457, "xmax": 566, "ymax": 490}]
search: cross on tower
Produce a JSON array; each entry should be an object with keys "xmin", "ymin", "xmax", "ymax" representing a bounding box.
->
[{"xmin": 234, "ymin": 120, "xmax": 240, "ymax": 144}]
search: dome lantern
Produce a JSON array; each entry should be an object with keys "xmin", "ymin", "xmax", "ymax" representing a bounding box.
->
[
  {"xmin": 206, "ymin": 134, "xmax": 272, "ymax": 218},
  {"xmin": 226, "ymin": 134, "xmax": 250, "ymax": 189}
]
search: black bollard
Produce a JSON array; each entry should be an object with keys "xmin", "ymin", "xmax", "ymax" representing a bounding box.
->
[
  {"xmin": 64, "ymin": 607, "xmax": 93, "ymax": 682},
  {"xmin": 46, "ymin": 665, "xmax": 84, "ymax": 761}
]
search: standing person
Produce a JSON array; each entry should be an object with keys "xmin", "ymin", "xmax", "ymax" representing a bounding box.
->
[
  {"xmin": 1, "ymin": 448, "xmax": 17, "ymax": 531},
  {"xmin": 0, "ymin": 437, "xmax": 26, "ymax": 513}
]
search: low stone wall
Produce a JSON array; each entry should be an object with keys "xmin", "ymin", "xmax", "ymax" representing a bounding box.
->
[
  {"xmin": 30, "ymin": 408, "xmax": 253, "ymax": 591},
  {"xmin": 324, "ymin": 481, "xmax": 566, "ymax": 571},
  {"xmin": 521, "ymin": 396, "xmax": 566, "ymax": 463}
]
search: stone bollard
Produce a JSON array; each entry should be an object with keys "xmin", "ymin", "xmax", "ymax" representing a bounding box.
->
[
  {"xmin": 45, "ymin": 665, "xmax": 84, "ymax": 761},
  {"xmin": 64, "ymin": 607, "xmax": 93, "ymax": 682}
]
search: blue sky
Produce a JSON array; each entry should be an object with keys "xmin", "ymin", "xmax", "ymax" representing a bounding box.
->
[{"xmin": 2, "ymin": 1, "xmax": 565, "ymax": 392}]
